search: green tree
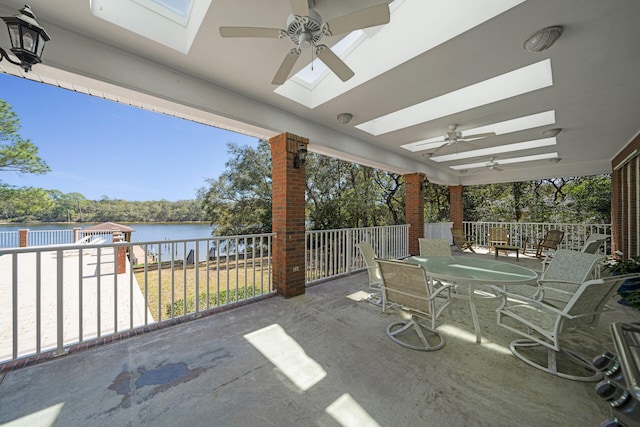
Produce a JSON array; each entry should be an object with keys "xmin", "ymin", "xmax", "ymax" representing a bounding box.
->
[
  {"xmin": 0, "ymin": 99, "xmax": 49, "ymax": 177},
  {"xmin": 197, "ymin": 140, "xmax": 272, "ymax": 235}
]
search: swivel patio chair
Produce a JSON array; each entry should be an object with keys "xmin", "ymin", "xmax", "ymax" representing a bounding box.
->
[
  {"xmin": 356, "ymin": 242, "xmax": 384, "ymax": 306},
  {"xmin": 377, "ymin": 259, "xmax": 452, "ymax": 351},
  {"xmin": 580, "ymin": 233, "xmax": 609, "ymax": 254},
  {"xmin": 451, "ymin": 227, "xmax": 476, "ymax": 253},
  {"xmin": 534, "ymin": 249, "xmax": 605, "ymax": 308},
  {"xmin": 418, "ymin": 238, "xmax": 452, "ymax": 257},
  {"xmin": 496, "ymin": 273, "xmax": 640, "ymax": 381}
]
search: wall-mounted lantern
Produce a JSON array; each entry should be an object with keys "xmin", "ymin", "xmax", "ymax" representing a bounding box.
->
[{"xmin": 1, "ymin": 5, "xmax": 51, "ymax": 72}]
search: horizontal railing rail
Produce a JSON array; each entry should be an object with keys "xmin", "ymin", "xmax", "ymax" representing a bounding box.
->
[
  {"xmin": 461, "ymin": 221, "xmax": 612, "ymax": 255},
  {"xmin": 306, "ymin": 224, "xmax": 410, "ymax": 283},
  {"xmin": 0, "ymin": 233, "xmax": 274, "ymax": 364}
]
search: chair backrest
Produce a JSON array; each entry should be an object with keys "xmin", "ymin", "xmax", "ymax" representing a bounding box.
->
[
  {"xmin": 563, "ymin": 273, "xmax": 640, "ymax": 324},
  {"xmin": 377, "ymin": 259, "xmax": 432, "ymax": 315},
  {"xmin": 541, "ymin": 229, "xmax": 564, "ymax": 249},
  {"xmin": 581, "ymin": 234, "xmax": 609, "ymax": 254},
  {"xmin": 489, "ymin": 227, "xmax": 509, "ymax": 243},
  {"xmin": 356, "ymin": 242, "xmax": 382, "ymax": 285},
  {"xmin": 418, "ymin": 238, "xmax": 451, "ymax": 256},
  {"xmin": 540, "ymin": 249, "xmax": 605, "ymax": 283}
]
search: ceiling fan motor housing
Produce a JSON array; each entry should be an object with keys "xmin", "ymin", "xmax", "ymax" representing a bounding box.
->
[{"xmin": 286, "ymin": 9, "xmax": 325, "ymax": 47}]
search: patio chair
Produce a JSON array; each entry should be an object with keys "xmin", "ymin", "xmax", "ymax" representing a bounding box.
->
[
  {"xmin": 488, "ymin": 227, "xmax": 509, "ymax": 250},
  {"xmin": 356, "ymin": 242, "xmax": 384, "ymax": 306},
  {"xmin": 496, "ymin": 273, "xmax": 640, "ymax": 381},
  {"xmin": 451, "ymin": 227, "xmax": 476, "ymax": 253},
  {"xmin": 377, "ymin": 259, "xmax": 452, "ymax": 351},
  {"xmin": 580, "ymin": 233, "xmax": 609, "ymax": 254},
  {"xmin": 418, "ymin": 238, "xmax": 451, "ymax": 256},
  {"xmin": 533, "ymin": 250, "xmax": 605, "ymax": 318},
  {"xmin": 531, "ymin": 229, "xmax": 565, "ymax": 258}
]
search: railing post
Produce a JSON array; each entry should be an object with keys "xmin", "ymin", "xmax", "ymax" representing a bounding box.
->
[
  {"xmin": 346, "ymin": 229, "xmax": 353, "ymax": 274},
  {"xmin": 19, "ymin": 229, "xmax": 28, "ymax": 247}
]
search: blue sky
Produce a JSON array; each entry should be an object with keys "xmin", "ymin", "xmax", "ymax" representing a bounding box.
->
[{"xmin": 0, "ymin": 73, "xmax": 260, "ymax": 201}]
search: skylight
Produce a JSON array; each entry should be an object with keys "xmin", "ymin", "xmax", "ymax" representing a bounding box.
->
[
  {"xmin": 357, "ymin": 59, "xmax": 554, "ymax": 136},
  {"xmin": 450, "ymin": 153, "xmax": 559, "ymax": 170},
  {"xmin": 275, "ymin": 0, "xmax": 526, "ymax": 108},
  {"xmin": 292, "ymin": 30, "xmax": 365, "ymax": 87},
  {"xmin": 402, "ymin": 111, "xmax": 557, "ymax": 153},
  {"xmin": 90, "ymin": 0, "xmax": 211, "ymax": 53},
  {"xmin": 429, "ymin": 138, "xmax": 557, "ymax": 162}
]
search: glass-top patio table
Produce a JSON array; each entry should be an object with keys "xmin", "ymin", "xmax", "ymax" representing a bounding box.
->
[{"xmin": 405, "ymin": 256, "xmax": 538, "ymax": 343}]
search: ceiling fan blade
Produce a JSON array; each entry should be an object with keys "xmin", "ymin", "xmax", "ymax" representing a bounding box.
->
[
  {"xmin": 315, "ymin": 45, "xmax": 354, "ymax": 82},
  {"xmin": 289, "ymin": 0, "xmax": 309, "ymax": 16},
  {"xmin": 462, "ymin": 132, "xmax": 496, "ymax": 141},
  {"xmin": 272, "ymin": 50, "xmax": 301, "ymax": 85},
  {"xmin": 325, "ymin": 4, "xmax": 390, "ymax": 36},
  {"xmin": 220, "ymin": 26, "xmax": 283, "ymax": 38},
  {"xmin": 427, "ymin": 142, "xmax": 449, "ymax": 157}
]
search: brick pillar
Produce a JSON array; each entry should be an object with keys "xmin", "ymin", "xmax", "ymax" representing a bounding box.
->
[
  {"xmin": 113, "ymin": 232, "xmax": 127, "ymax": 274},
  {"xmin": 405, "ymin": 173, "xmax": 426, "ymax": 256},
  {"xmin": 449, "ymin": 185, "xmax": 464, "ymax": 228},
  {"xmin": 269, "ymin": 133, "xmax": 307, "ymax": 298},
  {"xmin": 19, "ymin": 229, "xmax": 28, "ymax": 247}
]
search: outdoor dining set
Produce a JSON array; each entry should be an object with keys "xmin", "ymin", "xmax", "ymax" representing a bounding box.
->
[{"xmin": 355, "ymin": 229, "xmax": 637, "ymax": 384}]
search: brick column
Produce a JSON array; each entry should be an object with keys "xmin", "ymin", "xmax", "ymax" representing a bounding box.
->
[
  {"xmin": 611, "ymin": 133, "xmax": 640, "ymax": 258},
  {"xmin": 269, "ymin": 133, "xmax": 308, "ymax": 298},
  {"xmin": 19, "ymin": 229, "xmax": 28, "ymax": 247},
  {"xmin": 113, "ymin": 232, "xmax": 127, "ymax": 274},
  {"xmin": 449, "ymin": 185, "xmax": 464, "ymax": 228},
  {"xmin": 405, "ymin": 173, "xmax": 426, "ymax": 256}
]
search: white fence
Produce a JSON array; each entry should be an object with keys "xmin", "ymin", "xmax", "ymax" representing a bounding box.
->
[
  {"xmin": 461, "ymin": 221, "xmax": 612, "ymax": 254},
  {"xmin": 305, "ymin": 225, "xmax": 410, "ymax": 283},
  {"xmin": 0, "ymin": 234, "xmax": 274, "ymax": 364}
]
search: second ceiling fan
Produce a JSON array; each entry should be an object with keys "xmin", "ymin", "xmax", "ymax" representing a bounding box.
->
[
  {"xmin": 428, "ymin": 124, "xmax": 496, "ymax": 157},
  {"xmin": 219, "ymin": 0, "xmax": 390, "ymax": 85}
]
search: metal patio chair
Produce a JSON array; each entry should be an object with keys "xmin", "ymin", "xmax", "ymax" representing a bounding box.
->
[
  {"xmin": 418, "ymin": 238, "xmax": 452, "ymax": 257},
  {"xmin": 580, "ymin": 233, "xmax": 609, "ymax": 254},
  {"xmin": 377, "ymin": 259, "xmax": 452, "ymax": 351},
  {"xmin": 496, "ymin": 273, "xmax": 640, "ymax": 381},
  {"xmin": 356, "ymin": 241, "xmax": 384, "ymax": 306}
]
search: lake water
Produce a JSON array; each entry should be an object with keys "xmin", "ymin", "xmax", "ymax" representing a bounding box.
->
[
  {"xmin": 0, "ymin": 222, "xmax": 214, "ymax": 242},
  {"xmin": 0, "ymin": 223, "xmax": 216, "ymax": 260}
]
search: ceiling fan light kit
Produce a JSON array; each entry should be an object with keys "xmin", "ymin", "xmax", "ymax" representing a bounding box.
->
[
  {"xmin": 523, "ymin": 26, "xmax": 563, "ymax": 53},
  {"xmin": 337, "ymin": 113, "xmax": 353, "ymax": 124},
  {"xmin": 219, "ymin": 0, "xmax": 390, "ymax": 85}
]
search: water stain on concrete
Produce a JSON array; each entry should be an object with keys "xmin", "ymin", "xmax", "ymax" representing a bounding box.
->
[{"xmin": 106, "ymin": 348, "xmax": 231, "ymax": 412}]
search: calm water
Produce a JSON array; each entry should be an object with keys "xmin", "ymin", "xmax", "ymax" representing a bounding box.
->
[
  {"xmin": 0, "ymin": 222, "xmax": 214, "ymax": 241},
  {"xmin": 0, "ymin": 223, "xmax": 216, "ymax": 259}
]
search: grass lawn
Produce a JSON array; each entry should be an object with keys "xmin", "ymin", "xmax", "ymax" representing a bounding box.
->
[{"xmin": 134, "ymin": 258, "xmax": 272, "ymax": 321}]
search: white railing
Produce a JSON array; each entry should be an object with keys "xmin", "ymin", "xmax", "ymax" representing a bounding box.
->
[
  {"xmin": 306, "ymin": 225, "xmax": 410, "ymax": 283},
  {"xmin": 461, "ymin": 221, "xmax": 612, "ymax": 255},
  {"xmin": 0, "ymin": 231, "xmax": 18, "ymax": 248},
  {"xmin": 27, "ymin": 229, "xmax": 75, "ymax": 247},
  {"xmin": 0, "ymin": 233, "xmax": 274, "ymax": 364}
]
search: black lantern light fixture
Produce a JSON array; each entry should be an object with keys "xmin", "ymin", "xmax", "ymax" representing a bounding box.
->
[
  {"xmin": 293, "ymin": 143, "xmax": 307, "ymax": 169},
  {"xmin": 1, "ymin": 5, "xmax": 50, "ymax": 72}
]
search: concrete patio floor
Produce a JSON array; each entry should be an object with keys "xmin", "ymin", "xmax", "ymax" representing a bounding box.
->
[{"xmin": 1, "ymin": 250, "xmax": 639, "ymax": 426}]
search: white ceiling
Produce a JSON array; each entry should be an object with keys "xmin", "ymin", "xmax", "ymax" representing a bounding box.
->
[{"xmin": 1, "ymin": 0, "xmax": 639, "ymax": 186}]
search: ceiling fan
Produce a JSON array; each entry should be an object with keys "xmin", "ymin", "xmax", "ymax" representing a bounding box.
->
[
  {"xmin": 485, "ymin": 157, "xmax": 504, "ymax": 172},
  {"xmin": 427, "ymin": 124, "xmax": 496, "ymax": 157},
  {"xmin": 219, "ymin": 0, "xmax": 390, "ymax": 85}
]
